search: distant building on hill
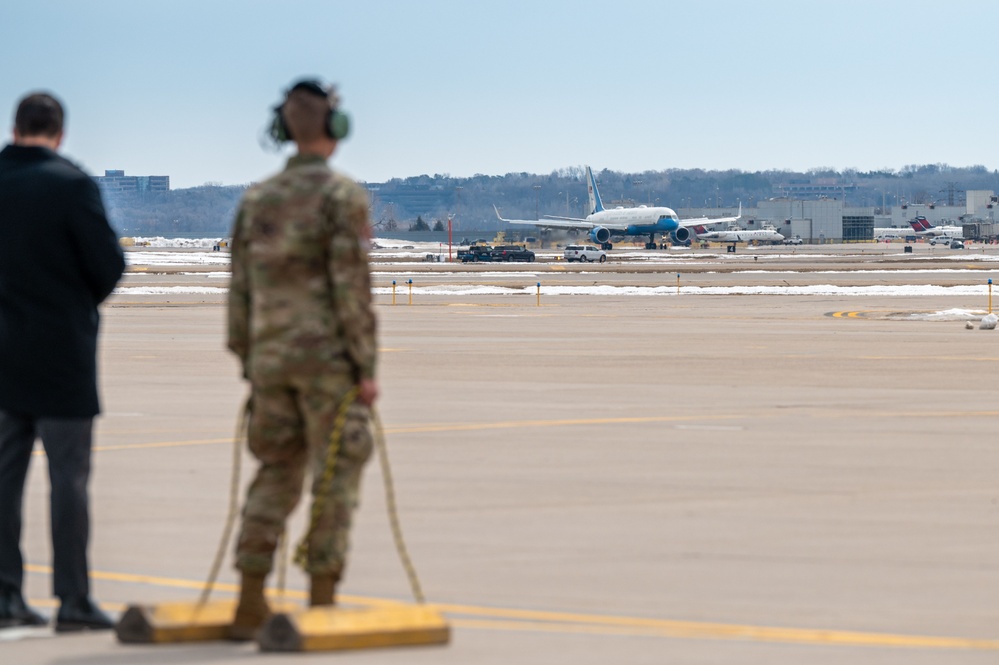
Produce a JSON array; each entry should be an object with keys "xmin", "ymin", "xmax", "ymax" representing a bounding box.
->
[{"xmin": 94, "ymin": 169, "xmax": 170, "ymax": 193}]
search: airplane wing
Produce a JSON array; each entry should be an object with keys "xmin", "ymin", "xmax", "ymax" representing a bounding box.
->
[
  {"xmin": 541, "ymin": 214, "xmax": 590, "ymax": 222},
  {"xmin": 531, "ymin": 219, "xmax": 629, "ymax": 232},
  {"xmin": 493, "ymin": 206, "xmax": 628, "ymax": 231},
  {"xmin": 679, "ymin": 203, "xmax": 742, "ymax": 229}
]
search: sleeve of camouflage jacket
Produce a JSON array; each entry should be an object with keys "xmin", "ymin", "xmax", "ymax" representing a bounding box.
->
[
  {"xmin": 227, "ymin": 206, "xmax": 250, "ymax": 370},
  {"xmin": 326, "ymin": 185, "xmax": 377, "ymax": 380}
]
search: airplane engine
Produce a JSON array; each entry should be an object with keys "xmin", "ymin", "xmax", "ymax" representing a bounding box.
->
[
  {"xmin": 670, "ymin": 227, "xmax": 691, "ymax": 244},
  {"xmin": 588, "ymin": 227, "xmax": 611, "ymax": 244}
]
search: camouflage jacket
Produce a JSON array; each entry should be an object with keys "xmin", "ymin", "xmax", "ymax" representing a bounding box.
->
[{"xmin": 227, "ymin": 154, "xmax": 376, "ymax": 382}]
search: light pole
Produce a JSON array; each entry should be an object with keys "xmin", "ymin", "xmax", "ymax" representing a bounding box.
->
[
  {"xmin": 453, "ymin": 186, "xmax": 463, "ymax": 263},
  {"xmin": 447, "ymin": 214, "xmax": 453, "ymax": 262}
]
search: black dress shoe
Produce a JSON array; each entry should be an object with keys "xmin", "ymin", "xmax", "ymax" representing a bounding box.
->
[
  {"xmin": 55, "ymin": 596, "xmax": 113, "ymax": 632},
  {"xmin": 0, "ymin": 586, "xmax": 47, "ymax": 628}
]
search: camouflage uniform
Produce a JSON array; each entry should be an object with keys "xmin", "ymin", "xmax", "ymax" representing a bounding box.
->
[{"xmin": 227, "ymin": 153, "xmax": 377, "ymax": 577}]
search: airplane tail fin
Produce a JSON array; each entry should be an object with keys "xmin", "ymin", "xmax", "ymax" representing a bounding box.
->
[
  {"xmin": 585, "ymin": 166, "xmax": 604, "ymax": 215},
  {"xmin": 909, "ymin": 216, "xmax": 932, "ymax": 232}
]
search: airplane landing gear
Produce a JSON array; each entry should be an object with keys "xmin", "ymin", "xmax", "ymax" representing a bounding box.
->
[
  {"xmin": 645, "ymin": 241, "xmax": 657, "ymax": 250},
  {"xmin": 601, "ymin": 242, "xmax": 613, "ymax": 250}
]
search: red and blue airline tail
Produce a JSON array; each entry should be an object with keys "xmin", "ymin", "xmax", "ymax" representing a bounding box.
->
[{"xmin": 909, "ymin": 216, "xmax": 933, "ymax": 232}]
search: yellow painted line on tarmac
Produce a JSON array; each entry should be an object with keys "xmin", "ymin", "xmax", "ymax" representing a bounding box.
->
[
  {"xmin": 858, "ymin": 355, "xmax": 999, "ymax": 362},
  {"xmin": 43, "ymin": 406, "xmax": 999, "ymax": 458},
  {"xmin": 865, "ymin": 409, "xmax": 999, "ymax": 419},
  {"xmin": 69, "ymin": 415, "xmax": 746, "ymax": 455},
  {"xmin": 446, "ymin": 617, "xmax": 999, "ymax": 651},
  {"xmin": 107, "ymin": 301, "xmax": 224, "ymax": 307},
  {"xmin": 96, "ymin": 426, "xmax": 231, "ymax": 435},
  {"xmin": 94, "ymin": 437, "xmax": 234, "ymax": 452},
  {"xmin": 22, "ymin": 565, "xmax": 999, "ymax": 651},
  {"xmin": 382, "ymin": 414, "xmax": 743, "ymax": 435},
  {"xmin": 25, "ymin": 565, "xmax": 416, "ymax": 611},
  {"xmin": 782, "ymin": 353, "xmax": 999, "ymax": 363},
  {"xmin": 27, "ymin": 564, "xmax": 214, "ymax": 592},
  {"xmin": 33, "ymin": 437, "xmax": 236, "ymax": 456}
]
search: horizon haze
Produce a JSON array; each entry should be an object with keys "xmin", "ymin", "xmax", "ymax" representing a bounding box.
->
[{"xmin": 2, "ymin": 1, "xmax": 996, "ymax": 189}]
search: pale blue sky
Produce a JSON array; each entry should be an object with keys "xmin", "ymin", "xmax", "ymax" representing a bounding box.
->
[{"xmin": 2, "ymin": 0, "xmax": 996, "ymax": 188}]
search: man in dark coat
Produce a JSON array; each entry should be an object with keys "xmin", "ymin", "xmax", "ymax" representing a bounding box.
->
[{"xmin": 0, "ymin": 92, "xmax": 125, "ymax": 631}]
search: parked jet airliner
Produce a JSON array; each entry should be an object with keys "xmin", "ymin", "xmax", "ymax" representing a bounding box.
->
[
  {"xmin": 908, "ymin": 216, "xmax": 963, "ymax": 238},
  {"xmin": 697, "ymin": 224, "xmax": 784, "ymax": 244},
  {"xmin": 494, "ymin": 166, "xmax": 741, "ymax": 249},
  {"xmin": 873, "ymin": 227, "xmax": 912, "ymax": 240}
]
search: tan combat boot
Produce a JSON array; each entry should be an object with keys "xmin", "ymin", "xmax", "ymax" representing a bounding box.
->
[
  {"xmin": 309, "ymin": 574, "xmax": 337, "ymax": 607},
  {"xmin": 229, "ymin": 572, "xmax": 269, "ymax": 641}
]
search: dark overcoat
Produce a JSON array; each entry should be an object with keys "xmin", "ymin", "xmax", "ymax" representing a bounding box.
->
[{"xmin": 0, "ymin": 145, "xmax": 125, "ymax": 417}]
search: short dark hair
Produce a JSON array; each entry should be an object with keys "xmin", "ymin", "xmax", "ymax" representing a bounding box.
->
[
  {"xmin": 15, "ymin": 92, "xmax": 64, "ymax": 138},
  {"xmin": 282, "ymin": 81, "xmax": 337, "ymax": 143}
]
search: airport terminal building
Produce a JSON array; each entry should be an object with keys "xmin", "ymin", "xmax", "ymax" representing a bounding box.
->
[
  {"xmin": 679, "ymin": 190, "xmax": 999, "ymax": 242},
  {"xmin": 94, "ymin": 169, "xmax": 170, "ymax": 193}
]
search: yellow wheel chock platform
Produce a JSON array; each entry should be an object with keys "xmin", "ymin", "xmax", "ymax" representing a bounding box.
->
[
  {"xmin": 116, "ymin": 599, "xmax": 240, "ymax": 644},
  {"xmin": 258, "ymin": 604, "xmax": 450, "ymax": 652},
  {"xmin": 115, "ymin": 599, "xmax": 450, "ymax": 652},
  {"xmin": 115, "ymin": 599, "xmax": 292, "ymax": 644},
  {"xmin": 114, "ymin": 404, "xmax": 447, "ymax": 652}
]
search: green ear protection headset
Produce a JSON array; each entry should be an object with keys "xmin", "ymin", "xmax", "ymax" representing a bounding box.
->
[{"xmin": 269, "ymin": 79, "xmax": 350, "ymax": 143}]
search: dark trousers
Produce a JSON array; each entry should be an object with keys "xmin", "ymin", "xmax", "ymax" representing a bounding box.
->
[{"xmin": 0, "ymin": 410, "xmax": 93, "ymax": 599}]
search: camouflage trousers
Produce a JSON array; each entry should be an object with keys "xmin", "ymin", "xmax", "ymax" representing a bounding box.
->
[{"xmin": 235, "ymin": 373, "xmax": 373, "ymax": 576}]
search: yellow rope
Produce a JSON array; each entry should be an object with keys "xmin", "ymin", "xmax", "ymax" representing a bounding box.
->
[
  {"xmin": 197, "ymin": 395, "xmax": 251, "ymax": 608},
  {"xmin": 275, "ymin": 528, "xmax": 288, "ymax": 604},
  {"xmin": 373, "ymin": 407, "xmax": 426, "ymax": 603},
  {"xmin": 291, "ymin": 389, "xmax": 427, "ymax": 604},
  {"xmin": 293, "ymin": 386, "xmax": 360, "ymax": 569},
  {"xmin": 197, "ymin": 385, "xmax": 428, "ymax": 610}
]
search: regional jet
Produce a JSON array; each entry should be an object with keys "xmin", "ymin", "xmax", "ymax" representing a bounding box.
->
[
  {"xmin": 494, "ymin": 166, "xmax": 741, "ymax": 249},
  {"xmin": 908, "ymin": 216, "xmax": 963, "ymax": 238},
  {"xmin": 873, "ymin": 227, "xmax": 911, "ymax": 240},
  {"xmin": 697, "ymin": 224, "xmax": 784, "ymax": 245}
]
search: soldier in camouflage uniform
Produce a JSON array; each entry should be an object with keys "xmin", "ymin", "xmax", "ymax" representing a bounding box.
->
[{"xmin": 226, "ymin": 79, "xmax": 378, "ymax": 640}]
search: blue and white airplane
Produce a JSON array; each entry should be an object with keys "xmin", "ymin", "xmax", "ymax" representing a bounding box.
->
[{"xmin": 494, "ymin": 166, "xmax": 741, "ymax": 249}]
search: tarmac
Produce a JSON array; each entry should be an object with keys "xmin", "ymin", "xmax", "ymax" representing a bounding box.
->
[{"xmin": 4, "ymin": 242, "xmax": 998, "ymax": 664}]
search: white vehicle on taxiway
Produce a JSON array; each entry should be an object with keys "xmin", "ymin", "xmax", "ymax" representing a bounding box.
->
[{"xmin": 564, "ymin": 245, "xmax": 607, "ymax": 263}]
